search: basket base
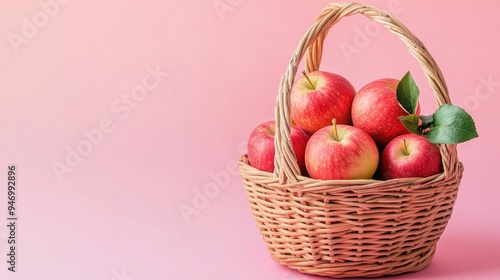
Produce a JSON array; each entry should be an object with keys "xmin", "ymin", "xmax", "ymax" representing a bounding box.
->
[{"xmin": 271, "ymin": 245, "xmax": 436, "ymax": 278}]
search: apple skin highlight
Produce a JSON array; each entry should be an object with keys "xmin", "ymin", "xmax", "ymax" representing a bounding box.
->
[
  {"xmin": 380, "ymin": 134, "xmax": 443, "ymax": 179},
  {"xmin": 291, "ymin": 71, "xmax": 356, "ymax": 134},
  {"xmin": 247, "ymin": 121, "xmax": 310, "ymax": 174},
  {"xmin": 305, "ymin": 124, "xmax": 379, "ymax": 180},
  {"xmin": 352, "ymin": 78, "xmax": 420, "ymax": 146}
]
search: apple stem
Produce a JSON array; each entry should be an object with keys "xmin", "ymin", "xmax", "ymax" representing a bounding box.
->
[
  {"xmin": 302, "ymin": 70, "xmax": 315, "ymax": 90},
  {"xmin": 332, "ymin": 118, "xmax": 339, "ymax": 141},
  {"xmin": 403, "ymin": 139, "xmax": 410, "ymax": 156}
]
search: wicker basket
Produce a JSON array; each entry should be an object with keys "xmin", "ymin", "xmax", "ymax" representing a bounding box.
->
[{"xmin": 238, "ymin": 2, "xmax": 463, "ymax": 278}]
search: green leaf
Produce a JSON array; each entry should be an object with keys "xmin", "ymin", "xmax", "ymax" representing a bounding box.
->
[
  {"xmin": 398, "ymin": 114, "xmax": 420, "ymax": 135},
  {"xmin": 419, "ymin": 114, "xmax": 434, "ymax": 130},
  {"xmin": 426, "ymin": 104, "xmax": 479, "ymax": 144},
  {"xmin": 396, "ymin": 71, "xmax": 420, "ymax": 114}
]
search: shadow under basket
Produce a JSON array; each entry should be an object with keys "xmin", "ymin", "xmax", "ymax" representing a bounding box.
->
[{"xmin": 238, "ymin": 2, "xmax": 464, "ymax": 278}]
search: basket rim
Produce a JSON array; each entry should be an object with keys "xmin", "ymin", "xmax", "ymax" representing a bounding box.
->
[{"xmin": 239, "ymin": 154, "xmax": 463, "ymax": 194}]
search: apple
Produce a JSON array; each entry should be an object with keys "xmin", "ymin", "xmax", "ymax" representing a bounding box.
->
[
  {"xmin": 380, "ymin": 134, "xmax": 443, "ymax": 179},
  {"xmin": 247, "ymin": 120, "xmax": 310, "ymax": 174},
  {"xmin": 351, "ymin": 78, "xmax": 420, "ymax": 146},
  {"xmin": 291, "ymin": 71, "xmax": 356, "ymax": 134},
  {"xmin": 305, "ymin": 120, "xmax": 379, "ymax": 180}
]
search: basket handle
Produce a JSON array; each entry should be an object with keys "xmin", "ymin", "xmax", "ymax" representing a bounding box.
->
[{"xmin": 274, "ymin": 2, "xmax": 458, "ymax": 184}]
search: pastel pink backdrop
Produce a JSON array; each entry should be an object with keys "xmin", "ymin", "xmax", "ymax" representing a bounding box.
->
[{"xmin": 0, "ymin": 1, "xmax": 498, "ymax": 279}]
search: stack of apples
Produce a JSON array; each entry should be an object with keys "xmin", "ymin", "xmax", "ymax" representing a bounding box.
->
[{"xmin": 247, "ymin": 70, "xmax": 445, "ymax": 180}]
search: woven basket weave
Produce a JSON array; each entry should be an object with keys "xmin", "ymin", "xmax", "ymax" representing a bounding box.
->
[{"xmin": 238, "ymin": 2, "xmax": 463, "ymax": 278}]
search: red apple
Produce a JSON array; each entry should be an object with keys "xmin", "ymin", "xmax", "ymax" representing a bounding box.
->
[
  {"xmin": 380, "ymin": 134, "xmax": 443, "ymax": 179},
  {"xmin": 305, "ymin": 120, "xmax": 379, "ymax": 180},
  {"xmin": 351, "ymin": 78, "xmax": 420, "ymax": 146},
  {"xmin": 291, "ymin": 71, "xmax": 356, "ymax": 134},
  {"xmin": 247, "ymin": 120, "xmax": 310, "ymax": 174}
]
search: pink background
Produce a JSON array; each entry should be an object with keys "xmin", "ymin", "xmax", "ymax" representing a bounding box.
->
[{"xmin": 0, "ymin": 0, "xmax": 499, "ymax": 279}]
